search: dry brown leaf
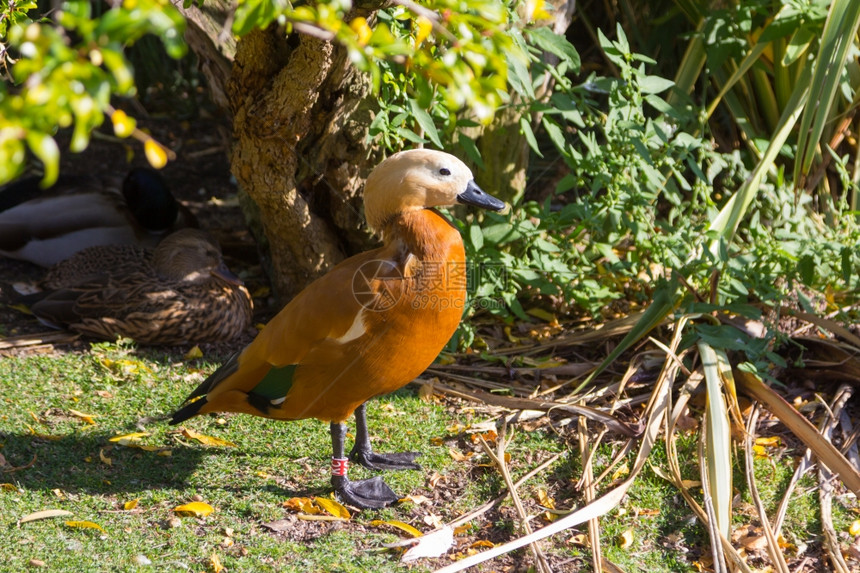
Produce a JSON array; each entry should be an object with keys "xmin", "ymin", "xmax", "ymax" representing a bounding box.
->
[
  {"xmin": 428, "ymin": 471, "xmax": 444, "ymax": 488},
  {"xmin": 423, "ymin": 514, "xmax": 443, "ymax": 528},
  {"xmin": 19, "ymin": 509, "xmax": 74, "ymax": 524},
  {"xmin": 418, "ymin": 379, "xmax": 436, "ymax": 401},
  {"xmin": 261, "ymin": 519, "xmax": 292, "ymax": 532},
  {"xmin": 400, "ymin": 494, "xmax": 431, "ymax": 505}
]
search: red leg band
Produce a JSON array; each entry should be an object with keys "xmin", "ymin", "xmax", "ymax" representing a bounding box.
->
[{"xmin": 331, "ymin": 457, "xmax": 349, "ymax": 477}]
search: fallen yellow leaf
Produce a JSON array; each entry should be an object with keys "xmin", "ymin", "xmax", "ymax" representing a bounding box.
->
[
  {"xmin": 68, "ymin": 409, "xmax": 97, "ymax": 425},
  {"xmin": 99, "ymin": 449, "xmax": 112, "ymax": 466},
  {"xmin": 314, "ymin": 497, "xmax": 350, "ymax": 519},
  {"xmin": 755, "ymin": 436, "xmax": 781, "ymax": 447},
  {"xmin": 850, "ymin": 520, "xmax": 860, "ymax": 536},
  {"xmin": 536, "ymin": 488, "xmax": 556, "ymax": 509},
  {"xmin": 124, "ymin": 499, "xmax": 139, "ymax": 510},
  {"xmin": 109, "ymin": 432, "xmax": 150, "ymax": 443},
  {"xmin": 174, "ymin": 501, "xmax": 214, "ymax": 517},
  {"xmin": 448, "ymin": 448, "xmax": 473, "ymax": 462},
  {"xmin": 209, "ymin": 553, "xmax": 224, "ymax": 573},
  {"xmin": 181, "ymin": 428, "xmax": 237, "ymax": 448},
  {"xmin": 400, "ymin": 494, "xmax": 431, "ymax": 505},
  {"xmin": 1, "ymin": 483, "xmax": 19, "ymax": 492},
  {"xmin": 65, "ymin": 520, "xmax": 105, "ymax": 532},
  {"xmin": 611, "ymin": 464, "xmax": 630, "ymax": 481},
  {"xmin": 470, "ymin": 540, "xmax": 495, "ymax": 549},
  {"xmin": 109, "ymin": 432, "xmax": 150, "ymax": 446},
  {"xmin": 618, "ymin": 528, "xmax": 634, "ymax": 549},
  {"xmin": 371, "ymin": 519, "xmax": 422, "ymax": 537},
  {"xmin": 282, "ymin": 497, "xmax": 320, "ymax": 514},
  {"xmin": 19, "ymin": 509, "xmax": 73, "ymax": 524},
  {"xmin": 184, "ymin": 345, "xmax": 203, "ymax": 360}
]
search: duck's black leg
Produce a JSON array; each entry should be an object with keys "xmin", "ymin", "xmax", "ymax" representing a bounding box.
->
[
  {"xmin": 349, "ymin": 402, "xmax": 422, "ymax": 470},
  {"xmin": 329, "ymin": 421, "xmax": 399, "ymax": 509}
]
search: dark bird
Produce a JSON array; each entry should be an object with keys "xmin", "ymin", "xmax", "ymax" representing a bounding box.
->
[{"xmin": 0, "ymin": 167, "xmax": 195, "ymax": 267}]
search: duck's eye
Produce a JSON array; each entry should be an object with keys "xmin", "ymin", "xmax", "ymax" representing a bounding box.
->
[{"xmin": 439, "ymin": 168, "xmax": 451, "ymax": 176}]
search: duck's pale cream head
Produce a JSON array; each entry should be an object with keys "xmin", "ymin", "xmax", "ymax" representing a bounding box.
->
[{"xmin": 363, "ymin": 149, "xmax": 505, "ymax": 231}]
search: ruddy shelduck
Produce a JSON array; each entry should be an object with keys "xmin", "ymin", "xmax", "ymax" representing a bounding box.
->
[{"xmin": 170, "ymin": 149, "xmax": 505, "ymax": 508}]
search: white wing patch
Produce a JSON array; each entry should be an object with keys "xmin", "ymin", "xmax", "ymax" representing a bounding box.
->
[{"xmin": 334, "ymin": 309, "xmax": 367, "ymax": 344}]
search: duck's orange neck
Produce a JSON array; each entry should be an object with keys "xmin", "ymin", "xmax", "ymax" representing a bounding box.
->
[{"xmin": 381, "ymin": 208, "xmax": 463, "ymax": 264}]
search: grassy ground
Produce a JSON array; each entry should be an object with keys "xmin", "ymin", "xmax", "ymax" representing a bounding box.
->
[{"xmin": 0, "ymin": 340, "xmax": 855, "ymax": 572}]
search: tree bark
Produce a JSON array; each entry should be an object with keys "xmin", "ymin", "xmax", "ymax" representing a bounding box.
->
[
  {"xmin": 172, "ymin": 2, "xmax": 381, "ymax": 300},
  {"xmin": 171, "ymin": 1, "xmax": 577, "ymax": 300},
  {"xmin": 226, "ymin": 26, "xmax": 379, "ymax": 299}
]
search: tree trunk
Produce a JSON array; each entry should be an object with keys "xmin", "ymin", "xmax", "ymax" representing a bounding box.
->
[
  {"xmin": 173, "ymin": 2, "xmax": 381, "ymax": 300},
  {"xmin": 172, "ymin": 1, "xmax": 576, "ymax": 300}
]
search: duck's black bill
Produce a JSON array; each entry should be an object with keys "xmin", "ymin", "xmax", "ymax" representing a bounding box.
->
[{"xmin": 457, "ymin": 181, "xmax": 506, "ymax": 212}]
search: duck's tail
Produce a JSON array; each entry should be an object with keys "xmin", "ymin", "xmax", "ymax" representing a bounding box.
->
[
  {"xmin": 169, "ymin": 396, "xmax": 208, "ymax": 425},
  {"xmin": 169, "ymin": 351, "xmax": 240, "ymax": 424}
]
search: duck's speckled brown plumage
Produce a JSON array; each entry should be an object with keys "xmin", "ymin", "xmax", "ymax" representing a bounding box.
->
[{"xmin": 29, "ymin": 229, "xmax": 252, "ymax": 345}]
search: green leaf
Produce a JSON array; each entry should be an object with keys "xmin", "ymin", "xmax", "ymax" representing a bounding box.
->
[
  {"xmin": 26, "ymin": 133, "xmax": 60, "ymax": 187},
  {"xmin": 469, "ymin": 225, "xmax": 484, "ymax": 251},
  {"xmin": 540, "ymin": 116, "xmax": 566, "ymax": 154},
  {"xmin": 841, "ymin": 247, "xmax": 853, "ymax": 283},
  {"xmin": 408, "ymin": 99, "xmax": 443, "ymax": 148},
  {"xmin": 527, "ymin": 27, "xmax": 581, "ymax": 72},
  {"xmin": 519, "ymin": 117, "xmax": 542, "ymax": 158},
  {"xmin": 638, "ymin": 75, "xmax": 675, "ymax": 95},
  {"xmin": 506, "ymin": 47, "xmax": 534, "ymax": 98}
]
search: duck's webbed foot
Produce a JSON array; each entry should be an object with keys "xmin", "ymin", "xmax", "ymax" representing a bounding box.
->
[
  {"xmin": 349, "ymin": 402, "xmax": 422, "ymax": 471},
  {"xmin": 349, "ymin": 447, "xmax": 421, "ymax": 471},
  {"xmin": 331, "ymin": 474, "xmax": 400, "ymax": 509}
]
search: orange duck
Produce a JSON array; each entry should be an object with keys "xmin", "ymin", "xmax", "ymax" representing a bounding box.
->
[{"xmin": 170, "ymin": 149, "xmax": 505, "ymax": 508}]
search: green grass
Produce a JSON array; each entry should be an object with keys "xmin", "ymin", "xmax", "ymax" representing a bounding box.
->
[
  {"xmin": 0, "ymin": 344, "xmax": 570, "ymax": 572},
  {"xmin": 1, "ymin": 342, "xmax": 851, "ymax": 571}
]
